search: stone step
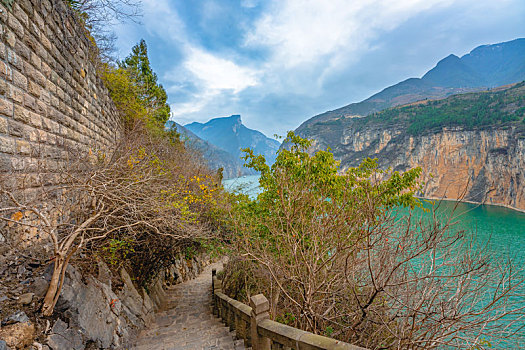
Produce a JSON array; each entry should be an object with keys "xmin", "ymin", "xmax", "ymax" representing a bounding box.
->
[{"xmin": 131, "ymin": 262, "xmax": 246, "ymax": 350}]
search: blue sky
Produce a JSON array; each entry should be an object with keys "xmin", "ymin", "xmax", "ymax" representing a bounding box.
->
[{"xmin": 114, "ymin": 0, "xmax": 525, "ymax": 138}]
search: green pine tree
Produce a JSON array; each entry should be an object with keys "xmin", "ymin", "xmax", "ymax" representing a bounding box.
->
[{"xmin": 120, "ymin": 39, "xmax": 171, "ymax": 128}]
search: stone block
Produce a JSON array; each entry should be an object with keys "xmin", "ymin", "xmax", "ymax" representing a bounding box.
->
[
  {"xmin": 0, "ymin": 117, "xmax": 7, "ymax": 134},
  {"xmin": 24, "ymin": 92, "xmax": 37, "ymax": 111},
  {"xmin": 14, "ymin": 40, "xmax": 30, "ymax": 60},
  {"xmin": 36, "ymin": 100, "xmax": 46, "ymax": 117},
  {"xmin": 16, "ymin": 139, "xmax": 31, "ymax": 155},
  {"xmin": 6, "ymin": 48, "xmax": 22, "ymax": 70},
  {"xmin": 12, "ymin": 3, "xmax": 29, "ymax": 28},
  {"xmin": 41, "ymin": 60, "xmax": 51, "ymax": 79},
  {"xmin": 5, "ymin": 30, "xmax": 16, "ymax": 48},
  {"xmin": 0, "ymin": 60, "xmax": 11, "ymax": 81},
  {"xmin": 9, "ymin": 85, "xmax": 24, "ymax": 104},
  {"xmin": 0, "ymin": 98, "xmax": 13, "ymax": 117},
  {"xmin": 0, "ymin": 41, "xmax": 6, "ymax": 60},
  {"xmin": 11, "ymin": 69, "xmax": 27, "ymax": 89},
  {"xmin": 14, "ymin": 105, "xmax": 31, "ymax": 124},
  {"xmin": 8, "ymin": 13, "xmax": 24, "ymax": 38},
  {"xmin": 45, "ymin": 79, "xmax": 56, "ymax": 95},
  {"xmin": 29, "ymin": 51, "xmax": 41, "ymax": 71},
  {"xmin": 18, "ymin": 0, "xmax": 33, "ymax": 15},
  {"xmin": 28, "ymin": 19, "xmax": 41, "ymax": 40},
  {"xmin": 0, "ymin": 135, "xmax": 14, "ymax": 153},
  {"xmin": 33, "ymin": 11, "xmax": 44, "ymax": 31},
  {"xmin": 0, "ymin": 78, "xmax": 7, "ymax": 96},
  {"xmin": 8, "ymin": 119, "xmax": 23, "ymax": 137},
  {"xmin": 24, "ymin": 61, "xmax": 45, "ymax": 86},
  {"xmin": 29, "ymin": 112, "xmax": 42, "ymax": 128},
  {"xmin": 27, "ymin": 79, "xmax": 40, "ymax": 97}
]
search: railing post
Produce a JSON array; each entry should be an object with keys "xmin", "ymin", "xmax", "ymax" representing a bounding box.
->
[
  {"xmin": 234, "ymin": 308, "xmax": 241, "ymax": 338},
  {"xmin": 250, "ymin": 294, "xmax": 271, "ymax": 350},
  {"xmin": 216, "ymin": 280, "xmax": 223, "ymax": 318},
  {"xmin": 229, "ymin": 304, "xmax": 235, "ymax": 331},
  {"xmin": 212, "ymin": 269, "xmax": 217, "ymax": 315}
]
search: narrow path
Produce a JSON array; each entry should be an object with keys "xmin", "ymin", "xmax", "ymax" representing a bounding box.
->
[{"xmin": 132, "ymin": 262, "xmax": 246, "ymax": 350}]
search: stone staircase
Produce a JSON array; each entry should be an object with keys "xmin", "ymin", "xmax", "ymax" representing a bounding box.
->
[{"xmin": 132, "ymin": 263, "xmax": 246, "ymax": 350}]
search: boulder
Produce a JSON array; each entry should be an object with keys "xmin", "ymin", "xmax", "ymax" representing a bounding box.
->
[
  {"xmin": 17, "ymin": 293, "xmax": 33, "ymax": 305},
  {"xmin": 2, "ymin": 312, "xmax": 29, "ymax": 326},
  {"xmin": 46, "ymin": 319, "xmax": 83, "ymax": 350},
  {"xmin": 0, "ymin": 321, "xmax": 35, "ymax": 349},
  {"xmin": 30, "ymin": 278, "xmax": 48, "ymax": 298}
]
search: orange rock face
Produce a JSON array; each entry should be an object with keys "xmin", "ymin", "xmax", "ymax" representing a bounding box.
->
[{"xmin": 330, "ymin": 126, "xmax": 525, "ymax": 211}]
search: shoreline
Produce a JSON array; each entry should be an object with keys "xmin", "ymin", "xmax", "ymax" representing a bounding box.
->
[
  {"xmin": 417, "ymin": 196, "xmax": 525, "ymax": 214},
  {"xmin": 223, "ymin": 175, "xmax": 525, "ymax": 214}
]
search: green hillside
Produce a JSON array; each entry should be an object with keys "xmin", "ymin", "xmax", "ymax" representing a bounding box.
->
[
  {"xmin": 367, "ymin": 81, "xmax": 525, "ymax": 135},
  {"xmin": 309, "ymin": 81, "xmax": 525, "ymax": 139}
]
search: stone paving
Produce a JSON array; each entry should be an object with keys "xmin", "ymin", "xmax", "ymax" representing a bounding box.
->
[{"xmin": 131, "ymin": 263, "xmax": 246, "ymax": 350}]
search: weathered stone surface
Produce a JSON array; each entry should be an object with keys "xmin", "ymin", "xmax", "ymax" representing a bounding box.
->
[
  {"xmin": 132, "ymin": 262, "xmax": 245, "ymax": 350},
  {"xmin": 17, "ymin": 292, "xmax": 33, "ymax": 305},
  {"xmin": 2, "ymin": 311, "xmax": 28, "ymax": 326},
  {"xmin": 56, "ymin": 266, "xmax": 117, "ymax": 348},
  {"xmin": 118, "ymin": 268, "xmax": 149, "ymax": 327},
  {"xmin": 0, "ymin": 321, "xmax": 35, "ymax": 349},
  {"xmin": 0, "ymin": 0, "xmax": 121, "ymax": 197},
  {"xmin": 0, "ymin": 339, "xmax": 9, "ymax": 350},
  {"xmin": 47, "ymin": 319, "xmax": 84, "ymax": 350}
]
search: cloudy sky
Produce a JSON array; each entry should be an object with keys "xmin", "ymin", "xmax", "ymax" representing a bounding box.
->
[{"xmin": 114, "ymin": 0, "xmax": 525, "ymax": 138}]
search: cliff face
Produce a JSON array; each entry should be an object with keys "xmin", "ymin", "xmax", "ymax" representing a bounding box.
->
[
  {"xmin": 331, "ymin": 126, "xmax": 525, "ymax": 210},
  {"xmin": 301, "ymin": 82, "xmax": 525, "ymax": 210}
]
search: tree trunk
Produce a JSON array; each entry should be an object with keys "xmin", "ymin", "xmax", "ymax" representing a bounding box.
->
[{"xmin": 41, "ymin": 251, "xmax": 72, "ymax": 316}]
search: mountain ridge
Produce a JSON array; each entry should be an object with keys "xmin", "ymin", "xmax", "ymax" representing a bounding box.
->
[
  {"xmin": 166, "ymin": 120, "xmax": 251, "ymax": 179},
  {"xmin": 296, "ymin": 38, "xmax": 525, "ymax": 135},
  {"xmin": 185, "ymin": 115, "xmax": 281, "ymax": 166}
]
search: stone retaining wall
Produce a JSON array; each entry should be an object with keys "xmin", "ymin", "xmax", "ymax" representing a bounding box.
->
[{"xmin": 0, "ymin": 0, "xmax": 121, "ymax": 183}]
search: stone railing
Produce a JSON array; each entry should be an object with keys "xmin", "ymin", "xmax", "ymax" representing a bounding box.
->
[{"xmin": 212, "ymin": 269, "xmax": 367, "ymax": 350}]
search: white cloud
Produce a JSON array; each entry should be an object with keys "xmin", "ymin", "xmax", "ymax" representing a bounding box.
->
[
  {"xmin": 183, "ymin": 47, "xmax": 259, "ymax": 93},
  {"xmin": 245, "ymin": 0, "xmax": 454, "ymax": 70}
]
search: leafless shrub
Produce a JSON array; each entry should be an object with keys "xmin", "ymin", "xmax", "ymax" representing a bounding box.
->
[{"xmin": 0, "ymin": 126, "xmax": 224, "ymax": 316}]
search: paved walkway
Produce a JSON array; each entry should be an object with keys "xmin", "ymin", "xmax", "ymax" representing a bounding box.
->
[{"xmin": 132, "ymin": 263, "xmax": 246, "ymax": 350}]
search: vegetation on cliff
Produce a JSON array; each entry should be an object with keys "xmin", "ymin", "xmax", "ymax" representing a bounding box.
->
[
  {"xmin": 310, "ymin": 81, "xmax": 525, "ymax": 139},
  {"xmin": 368, "ymin": 81, "xmax": 525, "ymax": 135},
  {"xmin": 296, "ymin": 38, "xmax": 525, "ymax": 135}
]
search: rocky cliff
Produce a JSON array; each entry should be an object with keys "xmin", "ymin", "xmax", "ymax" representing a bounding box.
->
[
  {"xmin": 334, "ymin": 126, "xmax": 525, "ymax": 210},
  {"xmin": 301, "ymin": 83, "xmax": 525, "ymax": 210}
]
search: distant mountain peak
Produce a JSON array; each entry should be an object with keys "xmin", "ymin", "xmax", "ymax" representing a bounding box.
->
[
  {"xmin": 228, "ymin": 114, "xmax": 242, "ymax": 122},
  {"xmin": 185, "ymin": 115, "xmax": 281, "ymax": 166},
  {"xmin": 441, "ymin": 53, "xmax": 460, "ymax": 61}
]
